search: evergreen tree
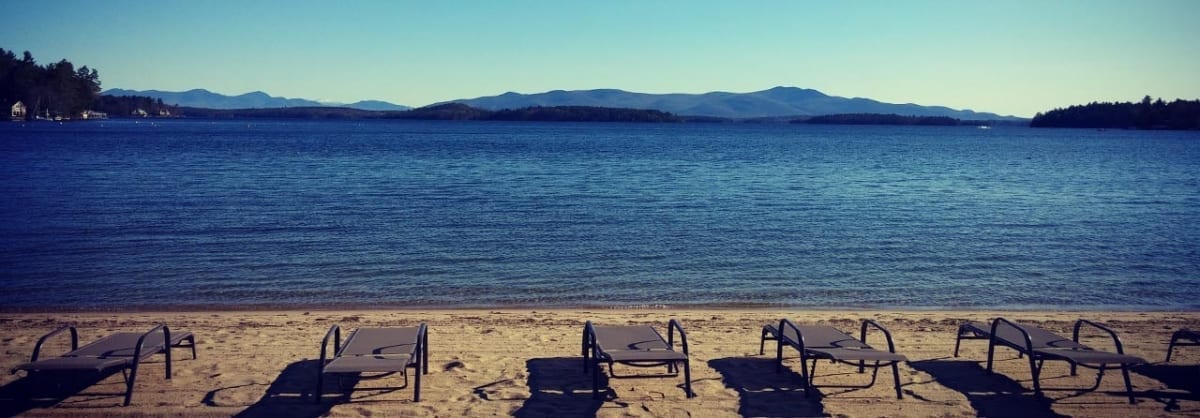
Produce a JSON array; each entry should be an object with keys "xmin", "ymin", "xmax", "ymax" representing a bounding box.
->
[{"xmin": 0, "ymin": 47, "xmax": 102, "ymax": 120}]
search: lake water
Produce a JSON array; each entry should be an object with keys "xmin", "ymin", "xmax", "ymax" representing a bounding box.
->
[{"xmin": 1, "ymin": 119, "xmax": 1197, "ymax": 310}]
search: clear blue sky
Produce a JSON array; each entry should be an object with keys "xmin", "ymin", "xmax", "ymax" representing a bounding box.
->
[{"xmin": 3, "ymin": 0, "xmax": 1197, "ymax": 117}]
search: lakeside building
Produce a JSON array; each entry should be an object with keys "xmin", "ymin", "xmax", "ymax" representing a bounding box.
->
[
  {"xmin": 80, "ymin": 110, "xmax": 108, "ymax": 120},
  {"xmin": 10, "ymin": 101, "xmax": 26, "ymax": 121}
]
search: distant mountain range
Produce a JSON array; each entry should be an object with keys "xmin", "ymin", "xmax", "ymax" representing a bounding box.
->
[
  {"xmin": 102, "ymin": 88, "xmax": 412, "ymax": 111},
  {"xmin": 104, "ymin": 86, "xmax": 1022, "ymax": 120},
  {"xmin": 445, "ymin": 87, "xmax": 1022, "ymax": 120}
]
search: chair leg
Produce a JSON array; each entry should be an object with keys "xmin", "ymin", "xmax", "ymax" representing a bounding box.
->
[
  {"xmin": 759, "ymin": 327, "xmax": 769, "ymax": 355},
  {"xmin": 165, "ymin": 344, "xmax": 173, "ymax": 380},
  {"xmin": 591, "ymin": 360, "xmax": 601, "ymax": 399},
  {"xmin": 1122, "ymin": 365, "xmax": 1135, "ymax": 404},
  {"xmin": 582, "ymin": 343, "xmax": 589, "ymax": 373},
  {"xmin": 123, "ymin": 365, "xmax": 138, "ymax": 406},
  {"xmin": 802, "ymin": 356, "xmax": 815, "ymax": 397},
  {"xmin": 186, "ymin": 335, "xmax": 198, "ymax": 359},
  {"xmin": 775, "ymin": 339, "xmax": 784, "ymax": 373},
  {"xmin": 985, "ymin": 341, "xmax": 996, "ymax": 373},
  {"xmin": 953, "ymin": 328, "xmax": 963, "ymax": 357},
  {"xmin": 315, "ymin": 369, "xmax": 324, "ymax": 404},
  {"xmin": 1166, "ymin": 334, "xmax": 1178, "ymax": 362},
  {"xmin": 892, "ymin": 362, "xmax": 903, "ymax": 399},
  {"xmin": 1028, "ymin": 354, "xmax": 1042, "ymax": 397},
  {"xmin": 683, "ymin": 359, "xmax": 693, "ymax": 398},
  {"xmin": 414, "ymin": 362, "xmax": 421, "ymax": 402}
]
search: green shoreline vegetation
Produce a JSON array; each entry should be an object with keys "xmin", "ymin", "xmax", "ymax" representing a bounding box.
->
[
  {"xmin": 4, "ymin": 47, "xmax": 1198, "ymax": 128},
  {"xmin": 1031, "ymin": 97, "xmax": 1200, "ymax": 130}
]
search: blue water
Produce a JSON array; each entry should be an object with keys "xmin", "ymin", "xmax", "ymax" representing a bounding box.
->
[{"xmin": 1, "ymin": 119, "xmax": 1198, "ymax": 310}]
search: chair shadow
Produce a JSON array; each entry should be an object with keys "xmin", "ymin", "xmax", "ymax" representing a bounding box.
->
[
  {"xmin": 708, "ymin": 357, "xmax": 826, "ymax": 418},
  {"xmin": 0, "ymin": 371, "xmax": 115, "ymax": 416},
  {"xmin": 907, "ymin": 359, "xmax": 1066, "ymax": 418},
  {"xmin": 231, "ymin": 359, "xmax": 359, "ymax": 418},
  {"xmin": 514, "ymin": 357, "xmax": 605, "ymax": 418},
  {"xmin": 1132, "ymin": 363, "xmax": 1199, "ymax": 411}
]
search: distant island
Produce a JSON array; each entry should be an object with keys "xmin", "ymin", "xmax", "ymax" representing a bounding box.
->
[
  {"xmin": 177, "ymin": 103, "xmax": 681, "ymax": 123},
  {"xmin": 1031, "ymin": 97, "xmax": 1200, "ymax": 130},
  {"xmin": 795, "ymin": 113, "xmax": 970, "ymax": 126}
]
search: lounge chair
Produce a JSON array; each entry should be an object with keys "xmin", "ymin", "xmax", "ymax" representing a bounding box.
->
[
  {"xmin": 10, "ymin": 324, "xmax": 194, "ymax": 406},
  {"xmin": 953, "ymin": 318, "xmax": 1146, "ymax": 404},
  {"xmin": 316, "ymin": 323, "xmax": 428, "ymax": 403},
  {"xmin": 1166, "ymin": 328, "xmax": 1200, "ymax": 362},
  {"xmin": 582, "ymin": 319, "xmax": 692, "ymax": 399},
  {"xmin": 761, "ymin": 319, "xmax": 907, "ymax": 399}
]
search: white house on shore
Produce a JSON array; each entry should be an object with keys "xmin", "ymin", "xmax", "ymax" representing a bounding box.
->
[{"xmin": 10, "ymin": 101, "xmax": 26, "ymax": 121}]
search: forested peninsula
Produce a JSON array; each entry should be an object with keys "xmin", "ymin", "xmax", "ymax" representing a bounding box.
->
[{"xmin": 1031, "ymin": 97, "xmax": 1200, "ymax": 130}]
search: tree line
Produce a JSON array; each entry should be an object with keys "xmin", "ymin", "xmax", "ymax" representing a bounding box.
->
[
  {"xmin": 796, "ymin": 113, "xmax": 962, "ymax": 126},
  {"xmin": 2, "ymin": 48, "xmax": 178, "ymax": 120},
  {"xmin": 94, "ymin": 95, "xmax": 179, "ymax": 118},
  {"xmin": 1, "ymin": 48, "xmax": 101, "ymax": 120},
  {"xmin": 1031, "ymin": 96, "xmax": 1200, "ymax": 130}
]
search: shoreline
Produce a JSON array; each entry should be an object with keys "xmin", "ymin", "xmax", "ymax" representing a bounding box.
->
[
  {"xmin": 2, "ymin": 303, "xmax": 1197, "ymax": 314},
  {"xmin": 2, "ymin": 308, "xmax": 1198, "ymax": 416}
]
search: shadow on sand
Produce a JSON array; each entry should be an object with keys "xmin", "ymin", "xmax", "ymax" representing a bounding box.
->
[
  {"xmin": 228, "ymin": 359, "xmax": 361, "ymax": 418},
  {"xmin": 907, "ymin": 358, "xmax": 1066, "ymax": 418},
  {"xmin": 514, "ymin": 357, "xmax": 605, "ymax": 418},
  {"xmin": 708, "ymin": 357, "xmax": 826, "ymax": 418},
  {"xmin": 0, "ymin": 371, "xmax": 119, "ymax": 416},
  {"xmin": 1133, "ymin": 363, "xmax": 1199, "ymax": 412}
]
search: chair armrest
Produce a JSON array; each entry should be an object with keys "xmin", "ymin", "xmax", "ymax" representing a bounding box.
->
[
  {"xmin": 416, "ymin": 323, "xmax": 429, "ymax": 373},
  {"xmin": 779, "ymin": 318, "xmax": 805, "ymax": 351},
  {"xmin": 320, "ymin": 324, "xmax": 341, "ymax": 365},
  {"xmin": 990, "ymin": 317, "xmax": 1035, "ymax": 354},
  {"xmin": 582, "ymin": 321, "xmax": 596, "ymax": 357},
  {"xmin": 29, "ymin": 325, "xmax": 78, "ymax": 363},
  {"xmin": 860, "ymin": 319, "xmax": 897, "ymax": 353},
  {"xmin": 668, "ymin": 319, "xmax": 689, "ymax": 356},
  {"xmin": 1073, "ymin": 319, "xmax": 1125, "ymax": 354},
  {"xmin": 582, "ymin": 321, "xmax": 598, "ymax": 372},
  {"xmin": 133, "ymin": 324, "xmax": 172, "ymax": 381},
  {"xmin": 133, "ymin": 324, "xmax": 170, "ymax": 360}
]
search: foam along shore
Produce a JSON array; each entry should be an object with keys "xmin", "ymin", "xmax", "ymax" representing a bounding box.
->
[{"xmin": 1, "ymin": 309, "xmax": 1197, "ymax": 417}]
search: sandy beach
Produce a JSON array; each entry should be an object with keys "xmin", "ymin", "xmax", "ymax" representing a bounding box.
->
[{"xmin": 1, "ymin": 309, "xmax": 1197, "ymax": 417}]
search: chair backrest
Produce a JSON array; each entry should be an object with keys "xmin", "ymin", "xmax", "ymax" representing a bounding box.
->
[
  {"xmin": 593, "ymin": 325, "xmax": 670, "ymax": 352},
  {"xmin": 991, "ymin": 320, "xmax": 1089, "ymax": 351},
  {"xmin": 66, "ymin": 332, "xmax": 169, "ymax": 359},
  {"xmin": 337, "ymin": 327, "xmax": 422, "ymax": 357}
]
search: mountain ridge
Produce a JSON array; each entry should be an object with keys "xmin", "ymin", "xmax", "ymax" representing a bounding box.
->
[
  {"xmin": 104, "ymin": 86, "xmax": 1023, "ymax": 120},
  {"xmin": 102, "ymin": 88, "xmax": 412, "ymax": 111},
  {"xmin": 445, "ymin": 86, "xmax": 1023, "ymax": 120}
]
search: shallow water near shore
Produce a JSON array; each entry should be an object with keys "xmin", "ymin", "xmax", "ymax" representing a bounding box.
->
[{"xmin": 1, "ymin": 119, "xmax": 1197, "ymax": 310}]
